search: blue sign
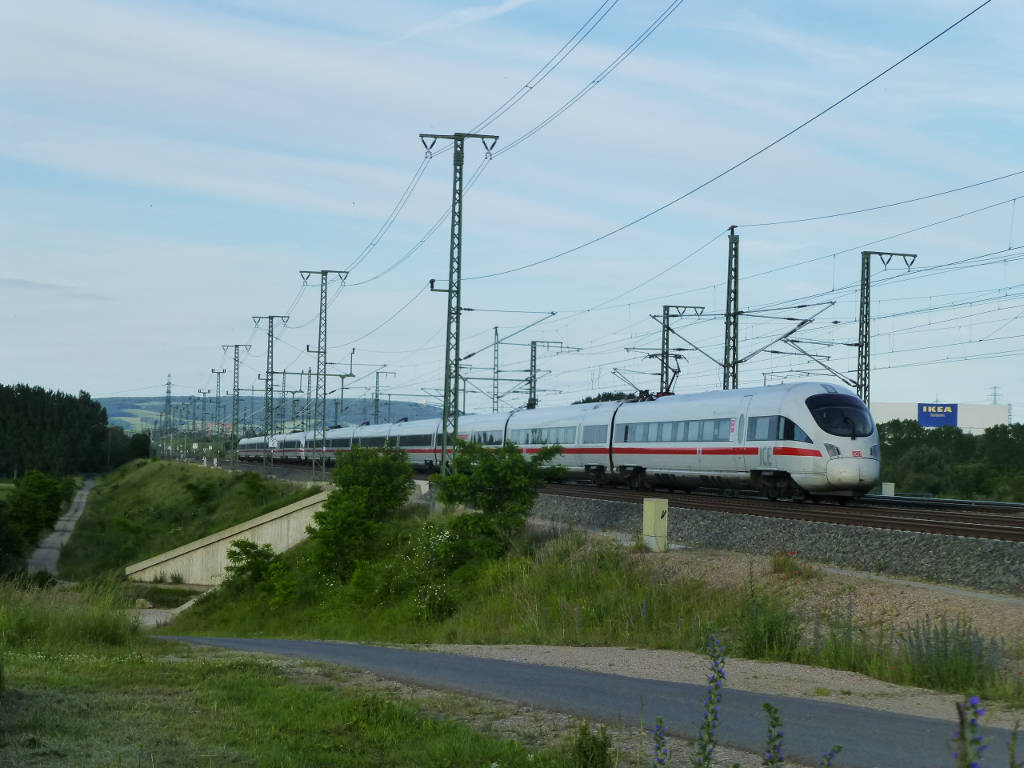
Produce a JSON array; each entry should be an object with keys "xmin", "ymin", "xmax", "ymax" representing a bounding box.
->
[{"xmin": 918, "ymin": 403, "xmax": 958, "ymax": 428}]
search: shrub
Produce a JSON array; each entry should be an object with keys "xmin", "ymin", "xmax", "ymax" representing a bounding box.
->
[
  {"xmin": 307, "ymin": 446, "xmax": 413, "ymax": 578},
  {"xmin": 223, "ymin": 539, "xmax": 279, "ymax": 593},
  {"xmin": 433, "ymin": 440, "xmax": 564, "ymax": 552},
  {"xmin": 7, "ymin": 470, "xmax": 64, "ymax": 545}
]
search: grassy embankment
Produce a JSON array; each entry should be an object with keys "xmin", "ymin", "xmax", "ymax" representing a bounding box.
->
[
  {"xmin": 0, "ymin": 578, "xmax": 592, "ymax": 767},
  {"xmin": 58, "ymin": 459, "xmax": 318, "ymax": 580},
  {"xmin": 169, "ymin": 503, "xmax": 1024, "ymax": 706}
]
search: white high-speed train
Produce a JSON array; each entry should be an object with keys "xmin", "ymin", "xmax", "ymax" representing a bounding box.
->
[{"xmin": 238, "ymin": 381, "xmax": 880, "ymax": 500}]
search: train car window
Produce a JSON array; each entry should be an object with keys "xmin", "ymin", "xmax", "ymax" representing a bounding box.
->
[
  {"xmin": 632, "ymin": 423, "xmax": 649, "ymax": 442},
  {"xmin": 613, "ymin": 423, "xmax": 626, "ymax": 442},
  {"xmin": 684, "ymin": 420, "xmax": 700, "ymax": 442},
  {"xmin": 699, "ymin": 419, "xmax": 716, "ymax": 442},
  {"xmin": 582, "ymin": 424, "xmax": 608, "ymax": 444},
  {"xmin": 805, "ymin": 394, "xmax": 874, "ymax": 437},
  {"xmin": 748, "ymin": 416, "xmax": 777, "ymax": 441},
  {"xmin": 509, "ymin": 429, "xmax": 530, "ymax": 444},
  {"xmin": 780, "ymin": 417, "xmax": 813, "ymax": 443}
]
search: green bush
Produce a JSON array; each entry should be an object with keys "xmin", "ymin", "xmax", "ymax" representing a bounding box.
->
[
  {"xmin": 433, "ymin": 440, "xmax": 564, "ymax": 552},
  {"xmin": 307, "ymin": 446, "xmax": 413, "ymax": 578},
  {"xmin": 223, "ymin": 540, "xmax": 279, "ymax": 594}
]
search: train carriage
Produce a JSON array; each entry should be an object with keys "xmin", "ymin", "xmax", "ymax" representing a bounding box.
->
[{"xmin": 232, "ymin": 381, "xmax": 879, "ymax": 501}]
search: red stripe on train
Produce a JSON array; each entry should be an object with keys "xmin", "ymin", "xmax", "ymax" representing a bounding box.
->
[
  {"xmin": 700, "ymin": 447, "xmax": 759, "ymax": 456},
  {"xmin": 772, "ymin": 446, "xmax": 822, "ymax": 457},
  {"xmin": 612, "ymin": 447, "xmax": 699, "ymax": 455}
]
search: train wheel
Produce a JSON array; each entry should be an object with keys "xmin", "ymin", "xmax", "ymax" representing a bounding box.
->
[{"xmin": 836, "ymin": 496, "xmax": 851, "ymax": 506}]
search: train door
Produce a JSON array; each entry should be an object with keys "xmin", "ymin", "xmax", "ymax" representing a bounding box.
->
[{"xmin": 734, "ymin": 395, "xmax": 753, "ymax": 472}]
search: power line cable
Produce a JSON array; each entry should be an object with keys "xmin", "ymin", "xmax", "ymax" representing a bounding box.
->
[
  {"xmin": 740, "ymin": 169, "xmax": 1024, "ymax": 228},
  {"xmin": 470, "ymin": 0, "xmax": 621, "ymax": 133},
  {"xmin": 468, "ymin": 0, "xmax": 995, "ymax": 281},
  {"xmin": 493, "ymin": 0, "xmax": 687, "ymax": 156}
]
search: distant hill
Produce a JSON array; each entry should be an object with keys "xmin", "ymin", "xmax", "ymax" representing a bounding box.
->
[{"xmin": 97, "ymin": 395, "xmax": 442, "ymax": 433}]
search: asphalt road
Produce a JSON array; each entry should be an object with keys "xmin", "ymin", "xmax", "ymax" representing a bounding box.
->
[
  {"xmin": 27, "ymin": 477, "xmax": 94, "ymax": 575},
  {"xmin": 158, "ymin": 635, "xmax": 1017, "ymax": 767}
]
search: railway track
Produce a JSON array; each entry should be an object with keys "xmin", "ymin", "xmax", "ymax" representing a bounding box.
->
[
  {"xmin": 232, "ymin": 460, "xmax": 1024, "ymax": 542},
  {"xmin": 540, "ymin": 483, "xmax": 1024, "ymax": 542}
]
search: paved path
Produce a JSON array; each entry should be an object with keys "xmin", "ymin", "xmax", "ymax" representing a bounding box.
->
[
  {"xmin": 27, "ymin": 478, "xmax": 93, "ymax": 575},
  {"xmin": 159, "ymin": 635, "xmax": 1016, "ymax": 768}
]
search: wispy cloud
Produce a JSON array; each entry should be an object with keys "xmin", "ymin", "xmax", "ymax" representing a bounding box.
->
[
  {"xmin": 404, "ymin": 0, "xmax": 534, "ymax": 38},
  {"xmin": 0, "ymin": 277, "xmax": 109, "ymax": 301}
]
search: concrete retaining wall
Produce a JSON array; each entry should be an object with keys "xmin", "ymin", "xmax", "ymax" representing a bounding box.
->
[
  {"xmin": 125, "ymin": 491, "xmax": 330, "ymax": 585},
  {"xmin": 126, "ymin": 480, "xmax": 433, "ymax": 585}
]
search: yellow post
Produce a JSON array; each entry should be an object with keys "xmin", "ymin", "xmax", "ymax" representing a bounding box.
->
[{"xmin": 642, "ymin": 498, "xmax": 669, "ymax": 552}]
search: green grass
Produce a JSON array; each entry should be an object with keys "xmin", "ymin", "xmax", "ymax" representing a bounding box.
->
[
  {"xmin": 0, "ymin": 481, "xmax": 14, "ymax": 501},
  {"xmin": 168, "ymin": 512, "xmax": 1024, "ymax": 705},
  {"xmin": 0, "ymin": 578, "xmax": 602, "ymax": 768},
  {"xmin": 57, "ymin": 460, "xmax": 318, "ymax": 580}
]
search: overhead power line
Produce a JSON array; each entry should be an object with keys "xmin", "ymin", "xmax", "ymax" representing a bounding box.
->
[
  {"xmin": 343, "ymin": 0, "xmax": 622, "ymax": 280},
  {"xmin": 470, "ymin": 0, "xmax": 621, "ymax": 133},
  {"xmin": 468, "ymin": 0, "xmax": 995, "ymax": 281},
  {"xmin": 494, "ymin": 0, "xmax": 688, "ymax": 157},
  {"xmin": 739, "ymin": 169, "xmax": 1024, "ymax": 228}
]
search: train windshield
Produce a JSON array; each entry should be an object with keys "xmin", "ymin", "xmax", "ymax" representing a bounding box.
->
[{"xmin": 805, "ymin": 394, "xmax": 874, "ymax": 438}]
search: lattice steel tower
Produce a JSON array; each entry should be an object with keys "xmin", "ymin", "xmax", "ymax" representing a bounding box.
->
[
  {"xmin": 301, "ymin": 269, "xmax": 347, "ymax": 480},
  {"xmin": 419, "ymin": 131, "xmax": 498, "ymax": 474},
  {"xmin": 723, "ymin": 226, "xmax": 740, "ymax": 390},
  {"xmin": 857, "ymin": 251, "xmax": 916, "ymax": 406},
  {"xmin": 222, "ymin": 344, "xmax": 250, "ymax": 442},
  {"xmin": 252, "ymin": 315, "xmax": 289, "ymax": 466}
]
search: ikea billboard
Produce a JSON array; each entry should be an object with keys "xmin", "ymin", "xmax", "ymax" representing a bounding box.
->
[{"xmin": 917, "ymin": 403, "xmax": 958, "ymax": 428}]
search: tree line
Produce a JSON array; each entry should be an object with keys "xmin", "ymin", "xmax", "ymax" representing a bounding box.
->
[
  {"xmin": 0, "ymin": 383, "xmax": 150, "ymax": 478},
  {"xmin": 878, "ymin": 419, "xmax": 1024, "ymax": 500}
]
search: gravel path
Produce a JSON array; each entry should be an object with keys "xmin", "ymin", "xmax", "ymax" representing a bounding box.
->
[{"xmin": 27, "ymin": 478, "xmax": 93, "ymax": 575}]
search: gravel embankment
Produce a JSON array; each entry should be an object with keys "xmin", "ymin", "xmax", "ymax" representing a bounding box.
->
[{"xmin": 532, "ymin": 493, "xmax": 1024, "ymax": 593}]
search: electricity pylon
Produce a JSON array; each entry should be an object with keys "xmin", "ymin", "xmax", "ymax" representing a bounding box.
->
[
  {"xmin": 221, "ymin": 344, "xmax": 250, "ymax": 444},
  {"xmin": 419, "ymin": 131, "xmax": 498, "ymax": 475},
  {"xmin": 210, "ymin": 368, "xmax": 226, "ymax": 436},
  {"xmin": 857, "ymin": 251, "xmax": 917, "ymax": 406},
  {"xmin": 300, "ymin": 269, "xmax": 348, "ymax": 481},
  {"xmin": 373, "ymin": 370, "xmax": 396, "ymax": 425},
  {"xmin": 252, "ymin": 314, "xmax": 289, "ymax": 467},
  {"xmin": 723, "ymin": 226, "xmax": 739, "ymax": 390},
  {"xmin": 198, "ymin": 388, "xmax": 211, "ymax": 436},
  {"xmin": 527, "ymin": 341, "xmax": 579, "ymax": 409}
]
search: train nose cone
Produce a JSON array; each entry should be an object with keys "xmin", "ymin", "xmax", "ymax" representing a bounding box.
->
[{"xmin": 826, "ymin": 457, "xmax": 879, "ymax": 489}]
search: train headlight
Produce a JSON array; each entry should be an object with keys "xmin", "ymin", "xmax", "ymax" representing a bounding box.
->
[{"xmin": 824, "ymin": 443, "xmax": 841, "ymax": 458}]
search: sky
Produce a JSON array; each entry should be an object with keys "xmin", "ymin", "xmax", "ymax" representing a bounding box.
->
[{"xmin": 3, "ymin": 0, "xmax": 1023, "ymax": 423}]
